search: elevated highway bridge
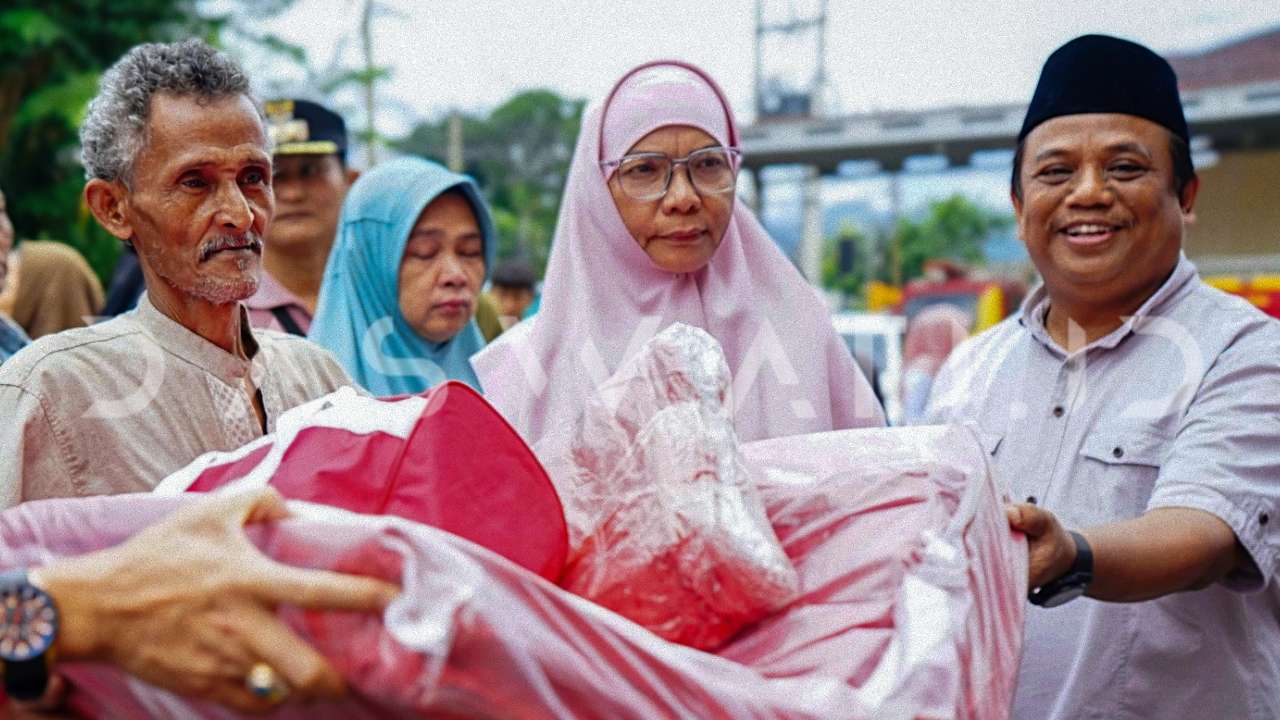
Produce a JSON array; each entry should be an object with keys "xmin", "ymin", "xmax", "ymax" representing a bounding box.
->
[
  {"xmin": 741, "ymin": 80, "xmax": 1280, "ymax": 172},
  {"xmin": 740, "ymin": 80, "xmax": 1280, "ymax": 280}
]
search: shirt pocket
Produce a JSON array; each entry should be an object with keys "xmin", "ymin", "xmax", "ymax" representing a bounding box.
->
[{"xmin": 1077, "ymin": 420, "xmax": 1169, "ymax": 521}]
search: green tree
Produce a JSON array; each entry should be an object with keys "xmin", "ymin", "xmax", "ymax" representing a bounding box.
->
[
  {"xmin": 0, "ymin": 1, "xmax": 302, "ymax": 287},
  {"xmin": 890, "ymin": 194, "xmax": 1011, "ymax": 284},
  {"xmin": 1, "ymin": 4, "xmax": 198, "ymax": 286},
  {"xmin": 821, "ymin": 222, "xmax": 878, "ymax": 305},
  {"xmin": 392, "ymin": 90, "xmax": 585, "ymax": 275},
  {"xmin": 308, "ymin": 0, "xmax": 397, "ymax": 167}
]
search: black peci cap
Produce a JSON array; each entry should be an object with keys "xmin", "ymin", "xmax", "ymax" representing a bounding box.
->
[
  {"xmin": 1018, "ymin": 34, "xmax": 1189, "ymax": 144},
  {"xmin": 264, "ymin": 99, "xmax": 348, "ymax": 163}
]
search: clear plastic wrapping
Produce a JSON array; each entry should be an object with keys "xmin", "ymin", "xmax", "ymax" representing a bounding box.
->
[
  {"xmin": 0, "ymin": 424, "xmax": 1024, "ymax": 719},
  {"xmin": 560, "ymin": 324, "xmax": 799, "ymax": 649}
]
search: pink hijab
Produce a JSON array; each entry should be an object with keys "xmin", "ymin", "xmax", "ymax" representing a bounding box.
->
[
  {"xmin": 472, "ymin": 61, "xmax": 884, "ymax": 450},
  {"xmin": 903, "ymin": 305, "xmax": 972, "ymax": 377}
]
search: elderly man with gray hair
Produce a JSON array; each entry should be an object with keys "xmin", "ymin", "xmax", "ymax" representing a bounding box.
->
[
  {"xmin": 0, "ymin": 39, "xmax": 355, "ymax": 508},
  {"xmin": 0, "ymin": 39, "xmax": 394, "ymax": 712}
]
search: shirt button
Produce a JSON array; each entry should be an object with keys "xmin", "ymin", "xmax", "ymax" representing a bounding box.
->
[
  {"xmin": 1026, "ymin": 495, "xmax": 1038, "ymax": 505},
  {"xmin": 1112, "ymin": 447, "xmax": 1125, "ymax": 459},
  {"xmin": 1052, "ymin": 406, "xmax": 1064, "ymax": 417},
  {"xmin": 1261, "ymin": 513, "xmax": 1270, "ymax": 526}
]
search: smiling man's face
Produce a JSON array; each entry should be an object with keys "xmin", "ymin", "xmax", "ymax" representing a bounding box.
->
[{"xmin": 1014, "ymin": 113, "xmax": 1195, "ymax": 308}]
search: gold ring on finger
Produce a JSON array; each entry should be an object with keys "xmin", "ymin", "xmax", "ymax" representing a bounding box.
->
[{"xmin": 245, "ymin": 661, "xmax": 290, "ymax": 704}]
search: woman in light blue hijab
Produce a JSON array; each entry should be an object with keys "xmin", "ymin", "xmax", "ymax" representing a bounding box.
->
[{"xmin": 309, "ymin": 157, "xmax": 495, "ymax": 394}]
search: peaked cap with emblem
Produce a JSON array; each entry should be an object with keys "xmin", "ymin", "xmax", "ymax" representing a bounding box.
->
[{"xmin": 264, "ymin": 99, "xmax": 349, "ymax": 162}]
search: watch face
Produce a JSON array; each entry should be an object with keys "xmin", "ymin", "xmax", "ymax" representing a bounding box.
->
[{"xmin": 0, "ymin": 585, "xmax": 58, "ymax": 662}]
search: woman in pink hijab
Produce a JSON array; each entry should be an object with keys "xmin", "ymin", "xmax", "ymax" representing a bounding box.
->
[
  {"xmin": 901, "ymin": 304, "xmax": 972, "ymax": 424},
  {"xmin": 472, "ymin": 61, "xmax": 884, "ymax": 451}
]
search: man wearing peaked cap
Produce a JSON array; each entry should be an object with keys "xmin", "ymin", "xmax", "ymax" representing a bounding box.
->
[
  {"xmin": 924, "ymin": 34, "xmax": 1280, "ymax": 719},
  {"xmin": 245, "ymin": 99, "xmax": 358, "ymax": 336}
]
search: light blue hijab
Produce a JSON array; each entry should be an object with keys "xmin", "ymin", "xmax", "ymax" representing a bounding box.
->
[{"xmin": 309, "ymin": 157, "xmax": 495, "ymax": 395}]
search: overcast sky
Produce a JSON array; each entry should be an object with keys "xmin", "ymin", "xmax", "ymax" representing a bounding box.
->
[
  {"xmin": 248, "ymin": 0, "xmax": 1280, "ymax": 130},
  {"xmin": 235, "ymin": 1, "xmax": 1280, "ymax": 218}
]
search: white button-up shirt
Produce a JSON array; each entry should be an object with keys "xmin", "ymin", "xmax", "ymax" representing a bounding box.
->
[{"xmin": 927, "ymin": 255, "xmax": 1280, "ymax": 720}]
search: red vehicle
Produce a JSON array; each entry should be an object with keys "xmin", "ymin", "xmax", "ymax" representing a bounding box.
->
[{"xmin": 866, "ymin": 260, "xmax": 1027, "ymax": 332}]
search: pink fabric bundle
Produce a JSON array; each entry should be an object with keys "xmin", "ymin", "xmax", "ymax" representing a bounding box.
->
[
  {"xmin": 0, "ymin": 424, "xmax": 1024, "ymax": 719},
  {"xmin": 559, "ymin": 324, "xmax": 799, "ymax": 649},
  {"xmin": 472, "ymin": 60, "xmax": 885, "ymax": 452}
]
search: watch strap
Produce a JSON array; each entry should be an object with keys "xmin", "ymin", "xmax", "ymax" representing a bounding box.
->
[
  {"xmin": 1028, "ymin": 530, "xmax": 1094, "ymax": 607},
  {"xmin": 1066, "ymin": 530, "xmax": 1093, "ymax": 576},
  {"xmin": 3, "ymin": 653, "xmax": 51, "ymax": 701}
]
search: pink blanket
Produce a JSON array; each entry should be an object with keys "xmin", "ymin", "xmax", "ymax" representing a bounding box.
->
[{"xmin": 0, "ymin": 425, "xmax": 1024, "ymax": 719}]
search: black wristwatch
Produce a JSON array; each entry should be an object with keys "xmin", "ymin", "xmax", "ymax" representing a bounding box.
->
[
  {"xmin": 0, "ymin": 569, "xmax": 60, "ymax": 701},
  {"xmin": 1028, "ymin": 531, "xmax": 1094, "ymax": 608}
]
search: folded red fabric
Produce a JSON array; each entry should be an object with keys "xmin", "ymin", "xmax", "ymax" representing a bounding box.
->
[{"xmin": 177, "ymin": 382, "xmax": 568, "ymax": 582}]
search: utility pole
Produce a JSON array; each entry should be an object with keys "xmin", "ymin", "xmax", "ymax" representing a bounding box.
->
[
  {"xmin": 446, "ymin": 112, "xmax": 464, "ymax": 172},
  {"xmin": 753, "ymin": 0, "xmax": 763, "ymax": 119},
  {"xmin": 360, "ymin": 0, "xmax": 378, "ymax": 166},
  {"xmin": 889, "ymin": 173, "xmax": 903, "ymax": 288},
  {"xmin": 754, "ymin": 0, "xmax": 830, "ymax": 283},
  {"xmin": 754, "ymin": 0, "xmax": 829, "ymax": 119}
]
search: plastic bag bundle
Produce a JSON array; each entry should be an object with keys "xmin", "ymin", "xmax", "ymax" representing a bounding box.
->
[
  {"xmin": 0, "ymin": 423, "xmax": 1024, "ymax": 719},
  {"xmin": 559, "ymin": 324, "xmax": 799, "ymax": 650},
  {"xmin": 737, "ymin": 428, "xmax": 1027, "ymax": 719}
]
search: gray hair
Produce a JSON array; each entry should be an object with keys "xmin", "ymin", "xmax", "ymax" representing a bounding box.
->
[{"xmin": 80, "ymin": 38, "xmax": 258, "ymax": 183}]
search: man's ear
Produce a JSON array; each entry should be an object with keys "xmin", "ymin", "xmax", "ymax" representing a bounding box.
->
[
  {"xmin": 1179, "ymin": 175, "xmax": 1200, "ymax": 218},
  {"xmin": 84, "ymin": 179, "xmax": 134, "ymax": 242},
  {"xmin": 344, "ymin": 168, "xmax": 360, "ymax": 186}
]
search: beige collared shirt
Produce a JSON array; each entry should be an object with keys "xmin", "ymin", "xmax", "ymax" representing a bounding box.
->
[{"xmin": 0, "ymin": 293, "xmax": 353, "ymax": 508}]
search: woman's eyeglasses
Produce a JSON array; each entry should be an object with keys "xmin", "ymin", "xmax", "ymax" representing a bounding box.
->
[{"xmin": 600, "ymin": 147, "xmax": 742, "ymax": 201}]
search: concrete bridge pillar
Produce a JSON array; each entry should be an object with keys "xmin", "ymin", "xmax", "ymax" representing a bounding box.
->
[
  {"xmin": 741, "ymin": 166, "xmax": 763, "ymax": 216},
  {"xmin": 797, "ymin": 165, "xmax": 824, "ymax": 284}
]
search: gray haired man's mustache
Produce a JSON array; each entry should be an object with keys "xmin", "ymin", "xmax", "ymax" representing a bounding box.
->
[{"xmin": 198, "ymin": 233, "xmax": 264, "ymax": 263}]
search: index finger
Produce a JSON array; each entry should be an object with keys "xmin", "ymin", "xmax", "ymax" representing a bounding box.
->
[{"xmin": 249, "ymin": 563, "xmax": 399, "ymax": 612}]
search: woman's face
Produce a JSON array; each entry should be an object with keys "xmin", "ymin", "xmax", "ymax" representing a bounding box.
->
[
  {"xmin": 398, "ymin": 191, "xmax": 486, "ymax": 343},
  {"xmin": 607, "ymin": 125, "xmax": 734, "ymax": 274}
]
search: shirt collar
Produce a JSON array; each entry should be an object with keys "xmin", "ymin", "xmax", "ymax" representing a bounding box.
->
[
  {"xmin": 135, "ymin": 292, "xmax": 261, "ymax": 383},
  {"xmin": 1019, "ymin": 252, "xmax": 1199, "ymax": 356},
  {"xmin": 244, "ymin": 270, "xmax": 306, "ymax": 312}
]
